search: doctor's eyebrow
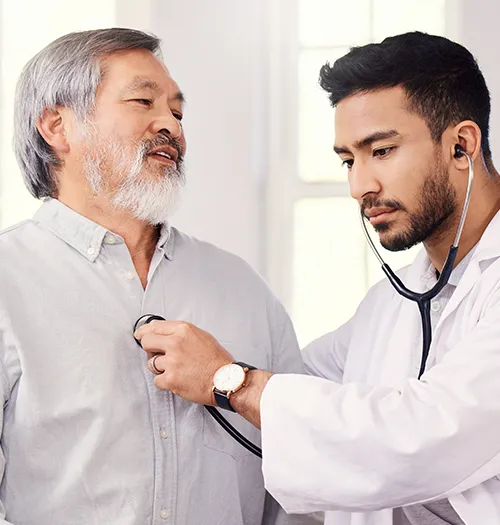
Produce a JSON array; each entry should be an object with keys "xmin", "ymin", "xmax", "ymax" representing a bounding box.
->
[{"xmin": 334, "ymin": 129, "xmax": 400, "ymax": 155}]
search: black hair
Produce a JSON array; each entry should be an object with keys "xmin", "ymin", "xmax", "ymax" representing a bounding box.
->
[{"xmin": 319, "ymin": 32, "xmax": 492, "ymax": 164}]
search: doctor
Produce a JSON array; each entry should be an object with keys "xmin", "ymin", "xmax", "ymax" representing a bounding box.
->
[{"xmin": 135, "ymin": 32, "xmax": 500, "ymax": 524}]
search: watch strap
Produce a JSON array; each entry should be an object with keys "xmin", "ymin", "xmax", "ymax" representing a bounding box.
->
[
  {"xmin": 213, "ymin": 390, "xmax": 236, "ymax": 412},
  {"xmin": 233, "ymin": 361, "xmax": 257, "ymax": 371}
]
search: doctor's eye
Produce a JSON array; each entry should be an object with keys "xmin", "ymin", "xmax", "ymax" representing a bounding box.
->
[
  {"xmin": 373, "ymin": 147, "xmax": 394, "ymax": 158},
  {"xmin": 341, "ymin": 159, "xmax": 354, "ymax": 169}
]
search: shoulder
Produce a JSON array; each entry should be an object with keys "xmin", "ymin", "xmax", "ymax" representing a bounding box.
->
[
  {"xmin": 0, "ymin": 219, "xmax": 39, "ymax": 259},
  {"xmin": 170, "ymin": 227, "xmax": 270, "ymax": 288},
  {"xmin": 0, "ymin": 220, "xmax": 33, "ymax": 241}
]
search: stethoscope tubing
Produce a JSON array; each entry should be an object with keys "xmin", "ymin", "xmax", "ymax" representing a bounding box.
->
[
  {"xmin": 133, "ymin": 314, "xmax": 263, "ymax": 458},
  {"xmin": 361, "ymin": 152, "xmax": 475, "ymax": 378}
]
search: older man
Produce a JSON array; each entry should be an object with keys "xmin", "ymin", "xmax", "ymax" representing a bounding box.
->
[{"xmin": 0, "ymin": 28, "xmax": 319, "ymax": 525}]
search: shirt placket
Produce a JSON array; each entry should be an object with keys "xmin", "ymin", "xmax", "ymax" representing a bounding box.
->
[
  {"xmin": 146, "ymin": 382, "xmax": 178, "ymax": 525},
  {"xmin": 106, "ymin": 238, "xmax": 178, "ymax": 524},
  {"xmin": 142, "ymin": 247, "xmax": 178, "ymax": 525}
]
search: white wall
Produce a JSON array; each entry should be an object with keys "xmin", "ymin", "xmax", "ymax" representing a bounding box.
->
[
  {"xmin": 0, "ymin": 0, "xmax": 117, "ymax": 226},
  {"xmin": 147, "ymin": 0, "xmax": 500, "ymax": 279},
  {"xmin": 1, "ymin": 0, "xmax": 499, "ymax": 279},
  {"xmin": 151, "ymin": 0, "xmax": 268, "ymax": 272},
  {"xmin": 0, "ymin": 0, "xmax": 269, "ymax": 273},
  {"xmin": 455, "ymin": 0, "xmax": 500, "ymax": 168}
]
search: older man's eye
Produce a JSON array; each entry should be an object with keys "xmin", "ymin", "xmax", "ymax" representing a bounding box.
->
[{"xmin": 132, "ymin": 99, "xmax": 153, "ymax": 106}]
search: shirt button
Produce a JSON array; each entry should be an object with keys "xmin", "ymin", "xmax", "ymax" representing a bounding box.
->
[
  {"xmin": 105, "ymin": 234, "xmax": 117, "ymax": 245},
  {"xmin": 160, "ymin": 428, "xmax": 169, "ymax": 439},
  {"xmin": 160, "ymin": 509, "xmax": 170, "ymax": 519},
  {"xmin": 125, "ymin": 271, "xmax": 135, "ymax": 280},
  {"xmin": 431, "ymin": 301, "xmax": 441, "ymax": 312},
  {"xmin": 87, "ymin": 247, "xmax": 95, "ymax": 256}
]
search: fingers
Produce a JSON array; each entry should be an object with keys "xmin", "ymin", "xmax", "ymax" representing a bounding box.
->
[
  {"xmin": 147, "ymin": 355, "xmax": 176, "ymax": 394},
  {"xmin": 148, "ymin": 354, "xmax": 165, "ymax": 375},
  {"xmin": 139, "ymin": 333, "xmax": 173, "ymax": 355},
  {"xmin": 134, "ymin": 320, "xmax": 191, "ymax": 342}
]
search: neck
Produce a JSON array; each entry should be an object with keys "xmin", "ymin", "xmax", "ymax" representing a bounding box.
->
[
  {"xmin": 57, "ymin": 182, "xmax": 160, "ymax": 287},
  {"xmin": 424, "ymin": 165, "xmax": 500, "ymax": 270}
]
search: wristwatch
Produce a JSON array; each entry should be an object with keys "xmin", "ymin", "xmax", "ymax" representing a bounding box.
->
[{"xmin": 212, "ymin": 361, "xmax": 257, "ymax": 412}]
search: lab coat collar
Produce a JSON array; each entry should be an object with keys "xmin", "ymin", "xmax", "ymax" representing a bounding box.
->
[
  {"xmin": 472, "ymin": 208, "xmax": 500, "ymax": 262},
  {"xmin": 406, "ymin": 209, "xmax": 500, "ymax": 331},
  {"xmin": 436, "ymin": 209, "xmax": 500, "ymax": 326},
  {"xmin": 403, "ymin": 209, "xmax": 500, "ymax": 290}
]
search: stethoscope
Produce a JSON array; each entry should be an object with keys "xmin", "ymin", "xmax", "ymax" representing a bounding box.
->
[
  {"xmin": 133, "ymin": 314, "xmax": 263, "ymax": 458},
  {"xmin": 132, "ymin": 146, "xmax": 473, "ymax": 457},
  {"xmin": 360, "ymin": 145, "xmax": 474, "ymax": 378}
]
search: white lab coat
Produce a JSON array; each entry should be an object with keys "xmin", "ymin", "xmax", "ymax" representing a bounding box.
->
[{"xmin": 260, "ymin": 210, "xmax": 500, "ymax": 525}]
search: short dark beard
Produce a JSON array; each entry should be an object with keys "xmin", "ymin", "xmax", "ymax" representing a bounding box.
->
[{"xmin": 379, "ymin": 162, "xmax": 458, "ymax": 252}]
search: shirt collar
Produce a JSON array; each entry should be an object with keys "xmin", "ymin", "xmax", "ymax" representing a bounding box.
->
[
  {"xmin": 420, "ymin": 244, "xmax": 477, "ymax": 290},
  {"xmin": 159, "ymin": 222, "xmax": 175, "ymax": 260},
  {"xmin": 33, "ymin": 198, "xmax": 174, "ymax": 261}
]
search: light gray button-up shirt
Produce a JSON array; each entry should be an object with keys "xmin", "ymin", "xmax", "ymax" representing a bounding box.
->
[{"xmin": 0, "ymin": 199, "xmax": 317, "ymax": 525}]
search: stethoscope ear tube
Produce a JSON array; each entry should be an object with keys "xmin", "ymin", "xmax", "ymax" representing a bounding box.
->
[{"xmin": 133, "ymin": 314, "xmax": 263, "ymax": 458}]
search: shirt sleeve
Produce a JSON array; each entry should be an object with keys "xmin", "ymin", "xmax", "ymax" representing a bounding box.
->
[
  {"xmin": 269, "ymin": 299, "xmax": 305, "ymax": 375},
  {"xmin": 0, "ymin": 316, "xmax": 15, "ymax": 525},
  {"xmin": 262, "ymin": 492, "xmax": 324, "ymax": 525},
  {"xmin": 261, "ymin": 298, "xmax": 500, "ymax": 514}
]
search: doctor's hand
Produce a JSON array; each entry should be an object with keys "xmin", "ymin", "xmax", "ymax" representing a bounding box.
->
[{"xmin": 134, "ymin": 320, "xmax": 234, "ymax": 406}]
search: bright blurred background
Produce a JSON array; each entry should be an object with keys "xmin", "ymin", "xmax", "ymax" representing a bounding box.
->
[{"xmin": 0, "ymin": 0, "xmax": 497, "ymax": 347}]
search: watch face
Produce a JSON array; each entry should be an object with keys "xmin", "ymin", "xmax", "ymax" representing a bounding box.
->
[{"xmin": 213, "ymin": 363, "xmax": 245, "ymax": 393}]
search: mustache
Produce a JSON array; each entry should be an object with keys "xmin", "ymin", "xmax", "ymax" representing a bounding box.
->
[
  {"xmin": 360, "ymin": 197, "xmax": 406, "ymax": 218},
  {"xmin": 141, "ymin": 134, "xmax": 184, "ymax": 164}
]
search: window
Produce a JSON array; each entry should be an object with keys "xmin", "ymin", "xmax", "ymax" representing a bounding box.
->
[{"xmin": 267, "ymin": 0, "xmax": 448, "ymax": 346}]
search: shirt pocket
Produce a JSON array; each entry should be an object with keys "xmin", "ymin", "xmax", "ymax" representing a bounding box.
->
[{"xmin": 202, "ymin": 407, "xmax": 262, "ymax": 460}]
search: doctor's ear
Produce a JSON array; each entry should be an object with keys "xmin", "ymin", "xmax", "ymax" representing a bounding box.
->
[
  {"xmin": 36, "ymin": 107, "xmax": 70, "ymax": 155},
  {"xmin": 450, "ymin": 120, "xmax": 482, "ymax": 167}
]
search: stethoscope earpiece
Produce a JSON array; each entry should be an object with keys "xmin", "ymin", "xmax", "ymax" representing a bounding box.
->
[{"xmin": 454, "ymin": 144, "xmax": 465, "ymax": 158}]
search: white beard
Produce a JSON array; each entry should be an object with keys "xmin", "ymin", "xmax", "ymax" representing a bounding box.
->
[{"xmin": 82, "ymin": 129, "xmax": 186, "ymax": 225}]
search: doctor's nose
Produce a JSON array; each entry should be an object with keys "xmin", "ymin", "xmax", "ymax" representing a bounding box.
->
[{"xmin": 348, "ymin": 165, "xmax": 382, "ymax": 202}]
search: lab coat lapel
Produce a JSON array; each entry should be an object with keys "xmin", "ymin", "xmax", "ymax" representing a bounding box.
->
[
  {"xmin": 436, "ymin": 210, "xmax": 500, "ymax": 328},
  {"xmin": 375, "ymin": 249, "xmax": 430, "ymax": 384},
  {"xmin": 435, "ymin": 260, "xmax": 480, "ymax": 329}
]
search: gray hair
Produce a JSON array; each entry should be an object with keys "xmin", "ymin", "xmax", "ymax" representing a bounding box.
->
[{"xmin": 14, "ymin": 27, "xmax": 162, "ymax": 198}]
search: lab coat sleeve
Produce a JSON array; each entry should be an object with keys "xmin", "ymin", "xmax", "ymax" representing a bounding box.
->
[
  {"xmin": 302, "ymin": 319, "xmax": 352, "ymax": 382},
  {"xmin": 0, "ymin": 317, "xmax": 16, "ymax": 525},
  {"xmin": 261, "ymin": 299, "xmax": 500, "ymax": 514}
]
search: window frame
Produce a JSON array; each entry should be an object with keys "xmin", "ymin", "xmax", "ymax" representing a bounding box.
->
[{"xmin": 265, "ymin": 0, "xmax": 455, "ymax": 339}]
